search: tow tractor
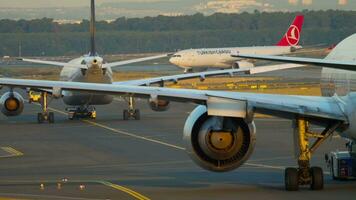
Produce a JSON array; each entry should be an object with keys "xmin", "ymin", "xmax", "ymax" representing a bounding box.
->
[
  {"xmin": 28, "ymin": 91, "xmax": 41, "ymax": 103},
  {"xmin": 325, "ymin": 141, "xmax": 356, "ymax": 180},
  {"xmin": 66, "ymin": 106, "xmax": 96, "ymax": 120}
]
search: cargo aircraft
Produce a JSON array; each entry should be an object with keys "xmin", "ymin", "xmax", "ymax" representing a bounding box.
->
[
  {"xmin": 5, "ymin": 0, "xmax": 300, "ymax": 123},
  {"xmin": 169, "ymin": 15, "xmax": 304, "ymax": 72}
]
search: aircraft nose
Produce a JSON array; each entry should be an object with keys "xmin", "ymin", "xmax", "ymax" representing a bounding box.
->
[{"xmin": 169, "ymin": 57, "xmax": 178, "ymax": 65}]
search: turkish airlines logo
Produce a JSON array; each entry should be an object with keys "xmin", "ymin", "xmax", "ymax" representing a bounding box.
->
[{"xmin": 286, "ymin": 25, "xmax": 300, "ymax": 46}]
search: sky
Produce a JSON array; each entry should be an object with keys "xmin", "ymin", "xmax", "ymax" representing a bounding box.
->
[{"xmin": 0, "ymin": 0, "xmax": 355, "ymax": 19}]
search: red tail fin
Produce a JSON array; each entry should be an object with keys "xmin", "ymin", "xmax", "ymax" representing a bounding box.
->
[{"xmin": 277, "ymin": 15, "xmax": 304, "ymax": 47}]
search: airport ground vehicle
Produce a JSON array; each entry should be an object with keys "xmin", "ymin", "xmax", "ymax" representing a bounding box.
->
[
  {"xmin": 325, "ymin": 142, "xmax": 356, "ymax": 179},
  {"xmin": 67, "ymin": 106, "xmax": 96, "ymax": 120},
  {"xmin": 28, "ymin": 91, "xmax": 41, "ymax": 103}
]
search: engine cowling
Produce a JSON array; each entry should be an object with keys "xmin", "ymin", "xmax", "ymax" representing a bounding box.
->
[
  {"xmin": 183, "ymin": 105, "xmax": 256, "ymax": 172},
  {"xmin": 0, "ymin": 92, "xmax": 25, "ymax": 116},
  {"xmin": 148, "ymin": 98, "xmax": 170, "ymax": 112},
  {"xmin": 233, "ymin": 61, "xmax": 254, "ymax": 69}
]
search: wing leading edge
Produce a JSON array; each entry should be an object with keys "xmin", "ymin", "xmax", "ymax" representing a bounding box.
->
[
  {"xmin": 115, "ymin": 63, "xmax": 304, "ymax": 86},
  {"xmin": 0, "ymin": 78, "xmax": 347, "ymax": 122},
  {"xmin": 232, "ymin": 54, "xmax": 356, "ymax": 71}
]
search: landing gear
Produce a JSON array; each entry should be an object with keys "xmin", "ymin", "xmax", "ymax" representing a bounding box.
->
[
  {"xmin": 67, "ymin": 106, "xmax": 96, "ymax": 120},
  {"xmin": 123, "ymin": 97, "xmax": 140, "ymax": 120},
  {"xmin": 285, "ymin": 117, "xmax": 342, "ymax": 191},
  {"xmin": 37, "ymin": 92, "xmax": 55, "ymax": 124}
]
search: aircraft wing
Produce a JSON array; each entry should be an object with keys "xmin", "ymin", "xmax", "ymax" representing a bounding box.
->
[
  {"xmin": 19, "ymin": 58, "xmax": 87, "ymax": 69},
  {"xmin": 103, "ymin": 54, "xmax": 168, "ymax": 69},
  {"xmin": 0, "ymin": 78, "xmax": 347, "ymax": 122},
  {"xmin": 232, "ymin": 54, "xmax": 356, "ymax": 71},
  {"xmin": 115, "ymin": 63, "xmax": 304, "ymax": 86}
]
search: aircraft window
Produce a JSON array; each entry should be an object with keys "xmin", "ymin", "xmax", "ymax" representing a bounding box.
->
[
  {"xmin": 81, "ymin": 60, "xmax": 86, "ymax": 65},
  {"xmin": 172, "ymin": 55, "xmax": 182, "ymax": 57}
]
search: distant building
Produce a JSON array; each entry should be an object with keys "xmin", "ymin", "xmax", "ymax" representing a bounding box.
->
[{"xmin": 53, "ymin": 19, "xmax": 82, "ymax": 25}]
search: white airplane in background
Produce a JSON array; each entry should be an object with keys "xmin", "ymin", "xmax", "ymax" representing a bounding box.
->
[
  {"xmin": 3, "ymin": 0, "xmax": 301, "ymax": 123},
  {"xmin": 170, "ymin": 15, "xmax": 304, "ymax": 72}
]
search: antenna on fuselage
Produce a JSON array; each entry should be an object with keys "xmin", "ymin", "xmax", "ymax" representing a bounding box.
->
[{"xmin": 89, "ymin": 0, "xmax": 97, "ymax": 56}]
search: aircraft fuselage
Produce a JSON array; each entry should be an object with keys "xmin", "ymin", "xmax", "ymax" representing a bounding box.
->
[
  {"xmin": 170, "ymin": 46, "xmax": 297, "ymax": 69},
  {"xmin": 60, "ymin": 56, "xmax": 114, "ymax": 106}
]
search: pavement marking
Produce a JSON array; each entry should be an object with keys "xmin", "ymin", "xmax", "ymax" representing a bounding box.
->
[
  {"xmin": 46, "ymin": 106, "xmax": 330, "ymax": 175},
  {"xmin": 48, "ymin": 107, "xmax": 185, "ymax": 151},
  {"xmin": 244, "ymin": 163, "xmax": 286, "ymax": 170},
  {"xmin": 83, "ymin": 119, "xmax": 185, "ymax": 151},
  {"xmin": 84, "ymin": 160, "xmax": 191, "ymax": 169},
  {"xmin": 0, "ymin": 147, "xmax": 24, "ymax": 158},
  {"xmin": 0, "ymin": 193, "xmax": 103, "ymax": 200},
  {"xmin": 100, "ymin": 181, "xmax": 150, "ymax": 200}
]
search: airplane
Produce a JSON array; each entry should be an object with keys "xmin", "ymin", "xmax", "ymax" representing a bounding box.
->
[
  {"xmin": 4, "ymin": 0, "xmax": 301, "ymax": 123},
  {"xmin": 169, "ymin": 15, "xmax": 304, "ymax": 72},
  {"xmin": 1, "ymin": 32, "xmax": 356, "ymax": 191}
]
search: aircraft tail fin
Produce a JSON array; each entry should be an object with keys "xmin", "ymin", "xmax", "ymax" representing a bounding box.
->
[
  {"xmin": 89, "ymin": 0, "xmax": 97, "ymax": 56},
  {"xmin": 277, "ymin": 15, "xmax": 304, "ymax": 47}
]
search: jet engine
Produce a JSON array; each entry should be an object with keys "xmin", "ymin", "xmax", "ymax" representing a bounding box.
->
[
  {"xmin": 148, "ymin": 98, "xmax": 170, "ymax": 112},
  {"xmin": 232, "ymin": 61, "xmax": 254, "ymax": 69},
  {"xmin": 0, "ymin": 92, "xmax": 25, "ymax": 116},
  {"xmin": 183, "ymin": 105, "xmax": 256, "ymax": 172}
]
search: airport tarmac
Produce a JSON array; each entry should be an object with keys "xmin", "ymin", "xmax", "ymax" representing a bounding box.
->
[{"xmin": 0, "ymin": 96, "xmax": 354, "ymax": 200}]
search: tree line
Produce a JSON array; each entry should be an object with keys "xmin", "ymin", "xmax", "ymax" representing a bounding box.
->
[{"xmin": 0, "ymin": 10, "xmax": 356, "ymax": 56}]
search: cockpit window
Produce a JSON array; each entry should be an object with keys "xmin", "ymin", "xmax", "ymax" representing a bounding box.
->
[
  {"xmin": 81, "ymin": 60, "xmax": 86, "ymax": 65},
  {"xmin": 172, "ymin": 55, "xmax": 182, "ymax": 58}
]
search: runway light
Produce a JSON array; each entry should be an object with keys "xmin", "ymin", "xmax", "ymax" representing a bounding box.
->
[
  {"xmin": 79, "ymin": 184, "xmax": 86, "ymax": 190},
  {"xmin": 40, "ymin": 183, "xmax": 45, "ymax": 190}
]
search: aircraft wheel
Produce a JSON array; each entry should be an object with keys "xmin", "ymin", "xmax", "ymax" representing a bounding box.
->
[
  {"xmin": 310, "ymin": 167, "xmax": 324, "ymax": 190},
  {"xmin": 37, "ymin": 113, "xmax": 44, "ymax": 124},
  {"xmin": 285, "ymin": 167, "xmax": 299, "ymax": 191},
  {"xmin": 123, "ymin": 110, "xmax": 129, "ymax": 120},
  {"xmin": 134, "ymin": 109, "xmax": 140, "ymax": 120},
  {"xmin": 48, "ymin": 112, "xmax": 55, "ymax": 124}
]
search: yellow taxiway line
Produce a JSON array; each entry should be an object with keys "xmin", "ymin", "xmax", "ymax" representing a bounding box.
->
[
  {"xmin": 47, "ymin": 106, "xmax": 331, "ymax": 177},
  {"xmin": 83, "ymin": 119, "xmax": 185, "ymax": 151},
  {"xmin": 47, "ymin": 106, "xmax": 291, "ymax": 171},
  {"xmin": 0, "ymin": 147, "xmax": 24, "ymax": 158},
  {"xmin": 100, "ymin": 181, "xmax": 151, "ymax": 200},
  {"xmin": 48, "ymin": 107, "xmax": 185, "ymax": 151}
]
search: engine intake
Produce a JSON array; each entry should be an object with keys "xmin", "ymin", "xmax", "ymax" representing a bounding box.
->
[
  {"xmin": 233, "ymin": 61, "xmax": 254, "ymax": 69},
  {"xmin": 183, "ymin": 105, "xmax": 256, "ymax": 172},
  {"xmin": 148, "ymin": 98, "xmax": 170, "ymax": 112},
  {"xmin": 0, "ymin": 92, "xmax": 24, "ymax": 116}
]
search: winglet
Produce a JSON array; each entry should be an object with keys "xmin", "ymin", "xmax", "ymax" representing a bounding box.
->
[{"xmin": 277, "ymin": 15, "xmax": 304, "ymax": 47}]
